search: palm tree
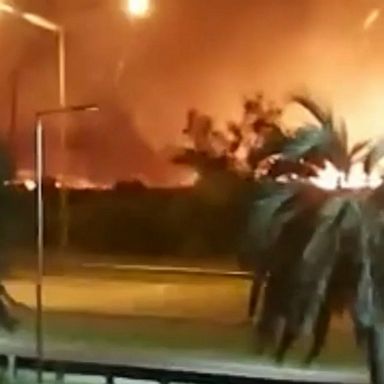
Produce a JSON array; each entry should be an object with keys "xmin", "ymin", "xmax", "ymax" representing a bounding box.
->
[{"xmin": 245, "ymin": 95, "xmax": 384, "ymax": 384}]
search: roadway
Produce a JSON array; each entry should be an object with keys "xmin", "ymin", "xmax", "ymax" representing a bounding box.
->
[
  {"xmin": 0, "ymin": 266, "xmax": 367, "ymax": 383},
  {"xmin": 4, "ymin": 268, "xmax": 250, "ymax": 322}
]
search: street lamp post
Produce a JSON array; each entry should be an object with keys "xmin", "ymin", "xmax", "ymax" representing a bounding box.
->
[
  {"xmin": 35, "ymin": 104, "xmax": 98, "ymax": 383},
  {"xmin": 57, "ymin": 28, "xmax": 69, "ymax": 251},
  {"xmin": 1, "ymin": 0, "xmax": 153, "ymax": 251},
  {"xmin": 0, "ymin": 3, "xmax": 70, "ymax": 250},
  {"xmin": 0, "ymin": 5, "xmax": 65, "ymax": 108}
]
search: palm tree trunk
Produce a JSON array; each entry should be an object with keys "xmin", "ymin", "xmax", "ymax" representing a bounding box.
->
[
  {"xmin": 248, "ymin": 274, "xmax": 262, "ymax": 318},
  {"xmin": 367, "ymin": 325, "xmax": 384, "ymax": 384}
]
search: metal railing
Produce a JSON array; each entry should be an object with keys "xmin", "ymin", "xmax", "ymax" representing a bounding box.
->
[{"xmin": 1, "ymin": 353, "xmax": 360, "ymax": 384}]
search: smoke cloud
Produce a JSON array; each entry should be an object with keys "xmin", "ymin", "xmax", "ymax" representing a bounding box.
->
[{"xmin": 1, "ymin": 0, "xmax": 383, "ymax": 184}]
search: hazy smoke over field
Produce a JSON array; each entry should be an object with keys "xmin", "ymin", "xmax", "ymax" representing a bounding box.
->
[{"xmin": 0, "ymin": 0, "xmax": 383, "ymax": 184}]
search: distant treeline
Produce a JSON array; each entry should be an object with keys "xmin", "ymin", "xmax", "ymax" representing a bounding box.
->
[{"xmin": 7, "ymin": 180, "xmax": 252, "ymax": 261}]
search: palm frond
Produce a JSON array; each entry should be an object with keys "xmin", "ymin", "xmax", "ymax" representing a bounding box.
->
[
  {"xmin": 247, "ymin": 195, "xmax": 317, "ymax": 319},
  {"xmin": 349, "ymin": 140, "xmax": 370, "ymax": 160},
  {"xmin": 281, "ymin": 125, "xmax": 350, "ymax": 172},
  {"xmin": 246, "ymin": 182, "xmax": 325, "ymax": 268},
  {"xmin": 287, "ymin": 96, "xmax": 350, "ymax": 171},
  {"xmin": 272, "ymin": 199, "xmax": 351, "ymax": 361},
  {"xmin": 366, "ymin": 326, "xmax": 384, "ymax": 384},
  {"xmin": 327, "ymin": 125, "xmax": 349, "ymax": 172},
  {"xmin": 291, "ymin": 95, "xmax": 331, "ymax": 125},
  {"xmin": 283, "ymin": 216, "xmax": 339, "ymax": 331},
  {"xmin": 257, "ymin": 263, "xmax": 295, "ymax": 353},
  {"xmin": 305, "ymin": 244, "xmax": 357, "ymax": 363},
  {"xmin": 254, "ymin": 195, "xmax": 360, "ymax": 362},
  {"xmin": 275, "ymin": 324, "xmax": 297, "ymax": 362},
  {"xmin": 361, "ymin": 208, "xmax": 384, "ymax": 384},
  {"xmin": 337, "ymin": 119, "xmax": 348, "ymax": 150},
  {"xmin": 282, "ymin": 126, "xmax": 326, "ymax": 161},
  {"xmin": 248, "ymin": 274, "xmax": 263, "ymax": 318},
  {"xmin": 304, "ymin": 298, "xmax": 332, "ymax": 364},
  {"xmin": 354, "ymin": 208, "xmax": 384, "ymax": 327},
  {"xmin": 364, "ymin": 138, "xmax": 384, "ymax": 175},
  {"xmin": 243, "ymin": 184, "xmax": 320, "ymax": 322},
  {"xmin": 247, "ymin": 185, "xmax": 297, "ymax": 252},
  {"xmin": 355, "ymin": 247, "xmax": 374, "ymax": 330}
]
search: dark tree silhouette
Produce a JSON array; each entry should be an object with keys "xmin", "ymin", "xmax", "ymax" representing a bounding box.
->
[
  {"xmin": 174, "ymin": 93, "xmax": 323, "ymax": 187},
  {"xmin": 174, "ymin": 94, "xmax": 287, "ymax": 179},
  {"xmin": 245, "ymin": 95, "xmax": 384, "ymax": 384}
]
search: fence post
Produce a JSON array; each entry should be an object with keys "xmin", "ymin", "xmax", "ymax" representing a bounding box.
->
[
  {"xmin": 6, "ymin": 354, "xmax": 16, "ymax": 380},
  {"xmin": 55, "ymin": 362, "xmax": 65, "ymax": 382}
]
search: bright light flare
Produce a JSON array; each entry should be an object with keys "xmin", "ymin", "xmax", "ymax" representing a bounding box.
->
[
  {"xmin": 126, "ymin": 0, "xmax": 151, "ymax": 18},
  {"xmin": 309, "ymin": 161, "xmax": 382, "ymax": 191},
  {"xmin": 24, "ymin": 179, "xmax": 37, "ymax": 191},
  {"xmin": 0, "ymin": 2, "xmax": 60, "ymax": 32},
  {"xmin": 22, "ymin": 12, "xmax": 59, "ymax": 32},
  {"xmin": 180, "ymin": 171, "xmax": 200, "ymax": 187},
  {"xmin": 0, "ymin": 2, "xmax": 15, "ymax": 14},
  {"xmin": 363, "ymin": 8, "xmax": 381, "ymax": 31}
]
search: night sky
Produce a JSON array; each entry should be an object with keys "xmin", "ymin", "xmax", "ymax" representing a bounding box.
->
[{"xmin": 0, "ymin": 0, "xmax": 383, "ymax": 185}]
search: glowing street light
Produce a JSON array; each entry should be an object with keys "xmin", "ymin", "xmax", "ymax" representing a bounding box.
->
[
  {"xmin": 126, "ymin": 0, "xmax": 151, "ymax": 18},
  {"xmin": 115, "ymin": 0, "xmax": 153, "ymax": 83}
]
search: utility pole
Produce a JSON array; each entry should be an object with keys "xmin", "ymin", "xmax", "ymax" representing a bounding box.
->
[
  {"xmin": 8, "ymin": 70, "xmax": 19, "ymax": 164},
  {"xmin": 57, "ymin": 29, "xmax": 68, "ymax": 250}
]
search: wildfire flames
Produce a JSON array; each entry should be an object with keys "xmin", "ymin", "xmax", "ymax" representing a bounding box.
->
[
  {"xmin": 4, "ymin": 170, "xmax": 113, "ymax": 191},
  {"xmin": 309, "ymin": 161, "xmax": 382, "ymax": 191}
]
